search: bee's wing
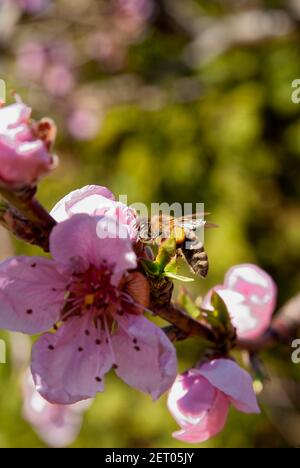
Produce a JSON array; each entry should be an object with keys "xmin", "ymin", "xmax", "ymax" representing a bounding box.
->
[
  {"xmin": 185, "ymin": 220, "xmax": 206, "ymax": 229},
  {"xmin": 174, "ymin": 216, "xmax": 206, "ymax": 229},
  {"xmin": 174, "ymin": 212, "xmax": 210, "ymax": 220},
  {"xmin": 174, "ymin": 217, "xmax": 219, "ymax": 230}
]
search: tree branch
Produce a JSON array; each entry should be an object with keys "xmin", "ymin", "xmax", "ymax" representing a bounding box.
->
[
  {"xmin": 0, "ymin": 199, "xmax": 51, "ymax": 251},
  {"xmin": 150, "ymin": 271, "xmax": 300, "ymax": 355},
  {"xmin": 156, "ymin": 301, "xmax": 216, "ymax": 342},
  {"xmin": 0, "ymin": 184, "xmax": 56, "ymax": 249},
  {"xmin": 237, "ymin": 293, "xmax": 300, "ymax": 353},
  {"xmin": 149, "ymin": 276, "xmax": 216, "ymax": 343}
]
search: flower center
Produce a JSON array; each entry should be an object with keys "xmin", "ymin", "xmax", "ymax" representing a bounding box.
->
[{"xmin": 61, "ymin": 263, "xmax": 119, "ymax": 321}]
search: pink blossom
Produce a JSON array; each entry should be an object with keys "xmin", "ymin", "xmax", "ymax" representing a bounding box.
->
[
  {"xmin": 17, "ymin": 42, "xmax": 46, "ymax": 82},
  {"xmin": 168, "ymin": 358, "xmax": 260, "ymax": 444},
  {"xmin": 22, "ymin": 370, "xmax": 90, "ymax": 447},
  {"xmin": 113, "ymin": 0, "xmax": 153, "ymax": 37},
  {"xmin": 44, "ymin": 64, "xmax": 75, "ymax": 97},
  {"xmin": 203, "ymin": 264, "xmax": 277, "ymax": 339},
  {"xmin": 0, "ymin": 214, "xmax": 177, "ymax": 404},
  {"xmin": 16, "ymin": 41, "xmax": 75, "ymax": 97},
  {"xmin": 0, "ymin": 102, "xmax": 57, "ymax": 186},
  {"xmin": 51, "ymin": 185, "xmax": 138, "ymax": 240},
  {"xmin": 67, "ymin": 108, "xmax": 100, "ymax": 141},
  {"xmin": 86, "ymin": 31, "xmax": 126, "ymax": 72}
]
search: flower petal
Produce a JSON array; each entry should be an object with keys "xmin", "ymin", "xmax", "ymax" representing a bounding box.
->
[
  {"xmin": 0, "ymin": 256, "xmax": 66, "ymax": 334},
  {"xmin": 0, "ymin": 103, "xmax": 32, "ymax": 134},
  {"xmin": 225, "ymin": 264, "xmax": 277, "ymax": 339},
  {"xmin": 31, "ymin": 315, "xmax": 114, "ymax": 404},
  {"xmin": 172, "ymin": 391, "xmax": 229, "ymax": 444},
  {"xmin": 0, "ymin": 137, "xmax": 54, "ymax": 185},
  {"xmin": 0, "ymin": 102, "xmax": 55, "ymax": 185},
  {"xmin": 167, "ymin": 372, "xmax": 216, "ymax": 429},
  {"xmin": 51, "ymin": 185, "xmax": 138, "ymax": 240},
  {"xmin": 22, "ymin": 370, "xmax": 91, "ymax": 447},
  {"xmin": 198, "ymin": 358, "xmax": 260, "ymax": 414},
  {"xmin": 50, "ymin": 185, "xmax": 115, "ymax": 222},
  {"xmin": 112, "ymin": 314, "xmax": 177, "ymax": 400},
  {"xmin": 203, "ymin": 264, "xmax": 277, "ymax": 339},
  {"xmin": 49, "ymin": 214, "xmax": 137, "ymax": 279}
]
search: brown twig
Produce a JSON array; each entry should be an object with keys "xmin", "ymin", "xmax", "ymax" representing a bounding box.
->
[
  {"xmin": 0, "ymin": 199, "xmax": 51, "ymax": 251},
  {"xmin": 150, "ymin": 270, "xmax": 300, "ymax": 355},
  {"xmin": 0, "ymin": 184, "xmax": 56, "ymax": 247},
  {"xmin": 237, "ymin": 294, "xmax": 300, "ymax": 353},
  {"xmin": 156, "ymin": 301, "xmax": 216, "ymax": 342},
  {"xmin": 163, "ymin": 325, "xmax": 188, "ymax": 342},
  {"xmin": 149, "ymin": 275, "xmax": 216, "ymax": 344}
]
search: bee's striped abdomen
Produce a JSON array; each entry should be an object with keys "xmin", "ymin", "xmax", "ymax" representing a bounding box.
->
[{"xmin": 179, "ymin": 230, "xmax": 209, "ymax": 278}]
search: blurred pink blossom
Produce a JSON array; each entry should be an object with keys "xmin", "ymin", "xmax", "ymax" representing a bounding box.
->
[
  {"xmin": 168, "ymin": 358, "xmax": 260, "ymax": 444},
  {"xmin": 17, "ymin": 41, "xmax": 75, "ymax": 97},
  {"xmin": 16, "ymin": 42, "xmax": 46, "ymax": 81},
  {"xmin": 8, "ymin": 0, "xmax": 49, "ymax": 14},
  {"xmin": 113, "ymin": 0, "xmax": 153, "ymax": 36},
  {"xmin": 0, "ymin": 101, "xmax": 57, "ymax": 186},
  {"xmin": 203, "ymin": 264, "xmax": 277, "ymax": 339},
  {"xmin": 44, "ymin": 64, "xmax": 75, "ymax": 97},
  {"xmin": 86, "ymin": 0, "xmax": 152, "ymax": 71},
  {"xmin": 67, "ymin": 107, "xmax": 100, "ymax": 141},
  {"xmin": 86, "ymin": 31, "xmax": 127, "ymax": 72},
  {"xmin": 22, "ymin": 370, "xmax": 91, "ymax": 447}
]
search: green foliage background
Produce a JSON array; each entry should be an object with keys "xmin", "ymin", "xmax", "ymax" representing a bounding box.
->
[{"xmin": 0, "ymin": 0, "xmax": 300, "ymax": 448}]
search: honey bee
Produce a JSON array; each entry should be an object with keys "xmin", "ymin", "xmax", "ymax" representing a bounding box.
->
[{"xmin": 137, "ymin": 214, "xmax": 217, "ymax": 278}]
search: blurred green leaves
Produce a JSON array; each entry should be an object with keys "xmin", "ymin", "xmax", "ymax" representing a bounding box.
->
[{"xmin": 0, "ymin": 0, "xmax": 300, "ymax": 449}]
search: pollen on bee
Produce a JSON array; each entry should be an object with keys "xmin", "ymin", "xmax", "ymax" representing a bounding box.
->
[
  {"xmin": 174, "ymin": 226, "xmax": 185, "ymax": 244},
  {"xmin": 84, "ymin": 294, "xmax": 95, "ymax": 306}
]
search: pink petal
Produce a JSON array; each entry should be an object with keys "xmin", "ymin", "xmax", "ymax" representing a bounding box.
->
[
  {"xmin": 49, "ymin": 214, "xmax": 137, "ymax": 281},
  {"xmin": 198, "ymin": 358, "xmax": 260, "ymax": 414},
  {"xmin": 0, "ymin": 102, "xmax": 56, "ymax": 185},
  {"xmin": 50, "ymin": 185, "xmax": 138, "ymax": 240},
  {"xmin": 17, "ymin": 42, "xmax": 46, "ymax": 81},
  {"xmin": 22, "ymin": 370, "xmax": 91, "ymax": 447},
  {"xmin": 112, "ymin": 314, "xmax": 177, "ymax": 400},
  {"xmin": 203, "ymin": 264, "xmax": 277, "ymax": 339},
  {"xmin": 0, "ymin": 256, "xmax": 66, "ymax": 334},
  {"xmin": 0, "ymin": 137, "xmax": 54, "ymax": 185},
  {"xmin": 50, "ymin": 185, "xmax": 115, "ymax": 222},
  {"xmin": 172, "ymin": 391, "xmax": 229, "ymax": 444},
  {"xmin": 0, "ymin": 103, "xmax": 32, "ymax": 133},
  {"xmin": 167, "ymin": 372, "xmax": 216, "ymax": 429},
  {"xmin": 31, "ymin": 315, "xmax": 114, "ymax": 404}
]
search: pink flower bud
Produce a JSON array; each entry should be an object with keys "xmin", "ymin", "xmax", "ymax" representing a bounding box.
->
[
  {"xmin": 203, "ymin": 264, "xmax": 277, "ymax": 339},
  {"xmin": 168, "ymin": 358, "xmax": 260, "ymax": 444},
  {"xmin": 0, "ymin": 102, "xmax": 57, "ymax": 187}
]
